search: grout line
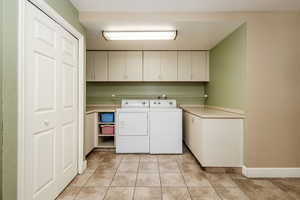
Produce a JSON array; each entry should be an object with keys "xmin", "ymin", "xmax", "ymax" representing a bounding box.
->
[
  {"xmin": 101, "ymin": 152, "xmax": 123, "ymax": 200},
  {"xmin": 157, "ymin": 156, "xmax": 163, "ymax": 200},
  {"xmin": 176, "ymin": 154, "xmax": 193, "ymax": 200},
  {"xmin": 132, "ymin": 155, "xmax": 141, "ymax": 200}
]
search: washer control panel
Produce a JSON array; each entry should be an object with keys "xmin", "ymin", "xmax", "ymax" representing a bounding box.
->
[{"xmin": 150, "ymin": 100, "xmax": 177, "ymax": 108}]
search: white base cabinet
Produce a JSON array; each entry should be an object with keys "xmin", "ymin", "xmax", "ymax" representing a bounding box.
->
[
  {"xmin": 183, "ymin": 112, "xmax": 243, "ymax": 167},
  {"xmin": 85, "ymin": 113, "xmax": 97, "ymax": 156}
]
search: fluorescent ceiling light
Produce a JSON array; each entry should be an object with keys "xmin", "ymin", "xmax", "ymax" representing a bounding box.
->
[{"xmin": 102, "ymin": 31, "xmax": 177, "ymax": 40}]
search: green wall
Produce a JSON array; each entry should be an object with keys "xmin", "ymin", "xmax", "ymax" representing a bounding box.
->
[
  {"xmin": 0, "ymin": 0, "xmax": 3, "ymax": 198},
  {"xmin": 87, "ymin": 82, "xmax": 206, "ymax": 105},
  {"xmin": 206, "ymin": 24, "xmax": 247, "ymax": 110},
  {"xmin": 1, "ymin": 0, "xmax": 85, "ymax": 199}
]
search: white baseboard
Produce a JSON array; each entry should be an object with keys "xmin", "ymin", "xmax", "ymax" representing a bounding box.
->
[
  {"xmin": 242, "ymin": 166, "xmax": 300, "ymax": 178},
  {"xmin": 79, "ymin": 160, "xmax": 87, "ymax": 174}
]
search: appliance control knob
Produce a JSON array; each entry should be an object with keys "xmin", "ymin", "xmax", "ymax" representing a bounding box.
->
[
  {"xmin": 169, "ymin": 102, "xmax": 173, "ymax": 105},
  {"xmin": 142, "ymin": 101, "xmax": 145, "ymax": 104},
  {"xmin": 158, "ymin": 102, "xmax": 161, "ymax": 104}
]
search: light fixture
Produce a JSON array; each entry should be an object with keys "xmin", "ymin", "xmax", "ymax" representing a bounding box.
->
[{"xmin": 102, "ymin": 30, "xmax": 177, "ymax": 41}]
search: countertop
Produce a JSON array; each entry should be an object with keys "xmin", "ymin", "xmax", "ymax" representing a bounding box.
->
[
  {"xmin": 86, "ymin": 105, "xmax": 119, "ymax": 114},
  {"xmin": 181, "ymin": 106, "xmax": 245, "ymax": 119},
  {"xmin": 86, "ymin": 104, "xmax": 245, "ymax": 119}
]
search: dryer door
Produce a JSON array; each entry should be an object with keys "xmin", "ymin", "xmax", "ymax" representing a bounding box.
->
[{"xmin": 118, "ymin": 111, "xmax": 148, "ymax": 136}]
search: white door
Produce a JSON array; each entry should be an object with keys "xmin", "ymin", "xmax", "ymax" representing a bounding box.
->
[
  {"xmin": 178, "ymin": 51, "xmax": 192, "ymax": 81},
  {"xmin": 24, "ymin": 1, "xmax": 78, "ymax": 199}
]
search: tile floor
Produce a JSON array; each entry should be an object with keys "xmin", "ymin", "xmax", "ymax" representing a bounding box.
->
[{"xmin": 57, "ymin": 147, "xmax": 300, "ymax": 200}]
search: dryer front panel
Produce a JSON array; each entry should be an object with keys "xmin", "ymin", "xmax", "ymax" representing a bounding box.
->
[{"xmin": 118, "ymin": 112, "xmax": 148, "ymax": 136}]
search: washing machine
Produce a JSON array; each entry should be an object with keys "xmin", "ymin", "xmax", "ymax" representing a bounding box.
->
[{"xmin": 149, "ymin": 100, "xmax": 182, "ymax": 154}]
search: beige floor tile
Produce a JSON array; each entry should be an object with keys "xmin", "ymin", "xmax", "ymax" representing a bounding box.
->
[
  {"xmin": 160, "ymin": 173, "xmax": 186, "ymax": 187},
  {"xmin": 117, "ymin": 161, "xmax": 139, "ymax": 173},
  {"xmin": 182, "ymin": 172, "xmax": 211, "ymax": 187},
  {"xmin": 140, "ymin": 155, "xmax": 158, "ymax": 162},
  {"xmin": 75, "ymin": 186, "xmax": 107, "ymax": 200},
  {"xmin": 159, "ymin": 161, "xmax": 180, "ymax": 173},
  {"xmin": 234, "ymin": 179, "xmax": 293, "ymax": 200},
  {"xmin": 178, "ymin": 162, "xmax": 204, "ymax": 174},
  {"xmin": 139, "ymin": 161, "xmax": 159, "ymax": 173},
  {"xmin": 162, "ymin": 187, "xmax": 191, "ymax": 200},
  {"xmin": 122, "ymin": 154, "xmax": 140, "ymax": 162},
  {"xmin": 206, "ymin": 173, "xmax": 238, "ymax": 188},
  {"xmin": 95, "ymin": 162, "xmax": 120, "ymax": 174},
  {"xmin": 85, "ymin": 173, "xmax": 114, "ymax": 187},
  {"xmin": 104, "ymin": 187, "xmax": 134, "ymax": 200},
  {"xmin": 188, "ymin": 187, "xmax": 220, "ymax": 200},
  {"xmin": 70, "ymin": 171, "xmax": 93, "ymax": 187},
  {"xmin": 271, "ymin": 179, "xmax": 300, "ymax": 199},
  {"xmin": 56, "ymin": 186, "xmax": 81, "ymax": 200},
  {"xmin": 158, "ymin": 155, "xmax": 178, "ymax": 163},
  {"xmin": 215, "ymin": 187, "xmax": 249, "ymax": 200},
  {"xmin": 86, "ymin": 151, "xmax": 102, "ymax": 161},
  {"xmin": 134, "ymin": 187, "xmax": 161, "ymax": 200},
  {"xmin": 111, "ymin": 173, "xmax": 137, "ymax": 187},
  {"xmin": 86, "ymin": 160, "xmax": 101, "ymax": 172},
  {"xmin": 136, "ymin": 173, "xmax": 161, "ymax": 187}
]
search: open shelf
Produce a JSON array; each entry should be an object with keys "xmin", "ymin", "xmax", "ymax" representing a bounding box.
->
[
  {"xmin": 98, "ymin": 134, "xmax": 115, "ymax": 137},
  {"xmin": 97, "ymin": 136, "xmax": 114, "ymax": 148},
  {"xmin": 97, "ymin": 112, "xmax": 116, "ymax": 148}
]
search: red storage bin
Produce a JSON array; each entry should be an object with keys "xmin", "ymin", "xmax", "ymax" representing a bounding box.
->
[{"xmin": 100, "ymin": 125, "xmax": 114, "ymax": 135}]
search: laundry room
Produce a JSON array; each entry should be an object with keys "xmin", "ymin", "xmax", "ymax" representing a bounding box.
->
[{"xmin": 2, "ymin": 0, "xmax": 300, "ymax": 200}]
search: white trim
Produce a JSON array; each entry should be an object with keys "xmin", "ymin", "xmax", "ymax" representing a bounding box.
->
[
  {"xmin": 17, "ymin": 0, "xmax": 85, "ymax": 199},
  {"xmin": 242, "ymin": 166, "xmax": 300, "ymax": 178}
]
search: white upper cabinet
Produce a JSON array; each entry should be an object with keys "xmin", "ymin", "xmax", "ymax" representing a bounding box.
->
[
  {"xmin": 178, "ymin": 51, "xmax": 209, "ymax": 81},
  {"xmin": 144, "ymin": 51, "xmax": 178, "ymax": 81},
  {"xmin": 87, "ymin": 50, "xmax": 209, "ymax": 82},
  {"xmin": 86, "ymin": 51, "xmax": 108, "ymax": 81},
  {"xmin": 108, "ymin": 51, "xmax": 143, "ymax": 81}
]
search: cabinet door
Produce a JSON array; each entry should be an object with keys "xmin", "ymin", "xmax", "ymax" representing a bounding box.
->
[
  {"xmin": 85, "ymin": 113, "xmax": 96, "ymax": 156},
  {"xmin": 143, "ymin": 51, "xmax": 161, "ymax": 81},
  {"xmin": 94, "ymin": 51, "xmax": 108, "ymax": 81},
  {"xmin": 190, "ymin": 115, "xmax": 203, "ymax": 162},
  {"xmin": 125, "ymin": 51, "xmax": 143, "ymax": 81},
  {"xmin": 183, "ymin": 112, "xmax": 191, "ymax": 148},
  {"xmin": 160, "ymin": 51, "xmax": 178, "ymax": 81},
  {"xmin": 86, "ymin": 51, "xmax": 94, "ymax": 81},
  {"xmin": 178, "ymin": 51, "xmax": 192, "ymax": 81},
  {"xmin": 191, "ymin": 51, "xmax": 209, "ymax": 81},
  {"xmin": 108, "ymin": 51, "xmax": 126, "ymax": 81}
]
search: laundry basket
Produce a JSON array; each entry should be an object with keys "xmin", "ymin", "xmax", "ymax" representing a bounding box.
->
[
  {"xmin": 100, "ymin": 125, "xmax": 114, "ymax": 135},
  {"xmin": 99, "ymin": 113, "xmax": 114, "ymax": 123}
]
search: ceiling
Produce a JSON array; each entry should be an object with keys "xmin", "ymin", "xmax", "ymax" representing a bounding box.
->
[
  {"xmin": 70, "ymin": 0, "xmax": 300, "ymax": 12},
  {"xmin": 83, "ymin": 20, "xmax": 243, "ymax": 50}
]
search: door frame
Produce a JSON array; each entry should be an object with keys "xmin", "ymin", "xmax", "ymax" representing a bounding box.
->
[{"xmin": 17, "ymin": 0, "xmax": 86, "ymax": 199}]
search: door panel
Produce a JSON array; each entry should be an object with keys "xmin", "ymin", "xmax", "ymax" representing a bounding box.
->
[
  {"xmin": 143, "ymin": 51, "xmax": 161, "ymax": 81},
  {"xmin": 125, "ymin": 51, "xmax": 143, "ymax": 81},
  {"xmin": 178, "ymin": 51, "xmax": 192, "ymax": 81},
  {"xmin": 118, "ymin": 112, "xmax": 148, "ymax": 136},
  {"xmin": 25, "ymin": 2, "xmax": 78, "ymax": 200},
  {"xmin": 160, "ymin": 51, "xmax": 178, "ymax": 81},
  {"xmin": 108, "ymin": 51, "xmax": 126, "ymax": 81},
  {"xmin": 94, "ymin": 51, "xmax": 108, "ymax": 81},
  {"xmin": 86, "ymin": 51, "xmax": 94, "ymax": 81},
  {"xmin": 191, "ymin": 51, "xmax": 209, "ymax": 81}
]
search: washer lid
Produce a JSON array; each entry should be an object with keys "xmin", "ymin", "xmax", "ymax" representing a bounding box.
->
[
  {"xmin": 150, "ymin": 100, "xmax": 177, "ymax": 108},
  {"xmin": 121, "ymin": 99, "xmax": 150, "ymax": 108}
]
